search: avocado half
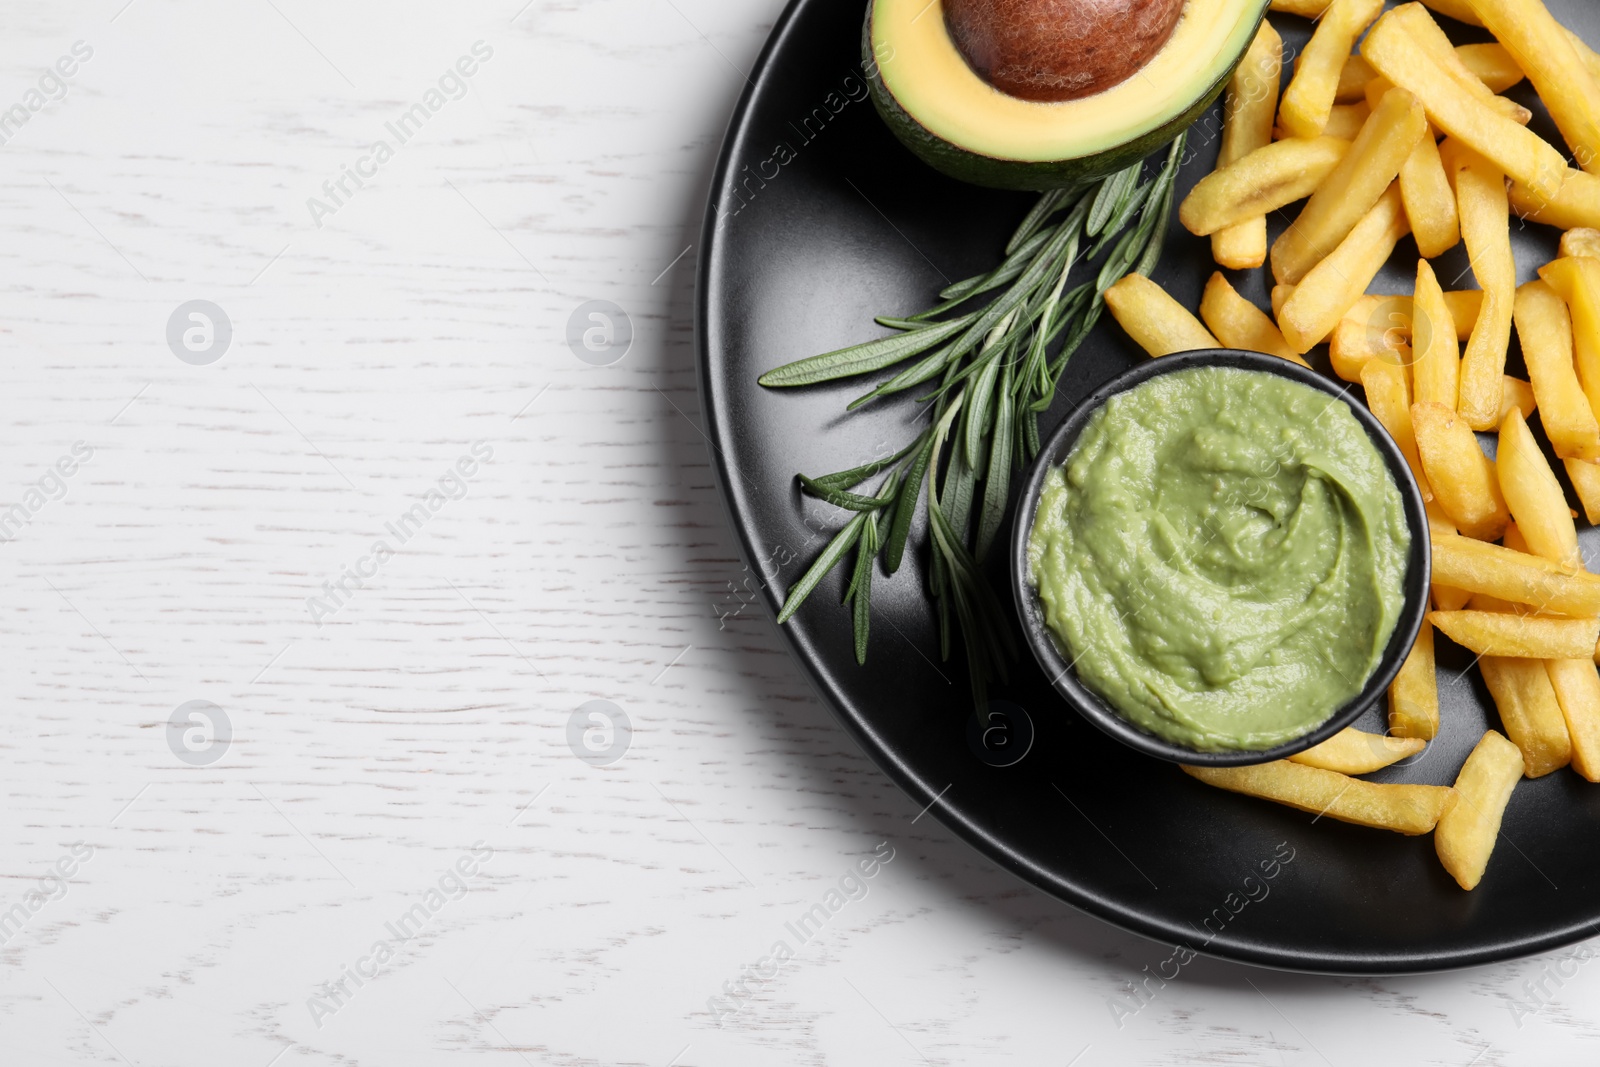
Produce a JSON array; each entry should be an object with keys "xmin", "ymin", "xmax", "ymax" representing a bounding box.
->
[{"xmin": 864, "ymin": 0, "xmax": 1271, "ymax": 190}]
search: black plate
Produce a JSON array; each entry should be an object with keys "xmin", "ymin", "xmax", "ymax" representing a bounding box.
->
[{"xmin": 697, "ymin": 0, "xmax": 1600, "ymax": 972}]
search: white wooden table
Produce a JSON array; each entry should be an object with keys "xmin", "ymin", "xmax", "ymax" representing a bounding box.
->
[{"xmin": 1, "ymin": 1, "xmax": 1595, "ymax": 1063}]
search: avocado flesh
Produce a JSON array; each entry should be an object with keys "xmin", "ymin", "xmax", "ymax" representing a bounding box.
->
[{"xmin": 866, "ymin": 0, "xmax": 1270, "ymax": 190}]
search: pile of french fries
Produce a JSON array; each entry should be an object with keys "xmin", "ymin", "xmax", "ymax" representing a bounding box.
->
[{"xmin": 1103, "ymin": 0, "xmax": 1600, "ymax": 890}]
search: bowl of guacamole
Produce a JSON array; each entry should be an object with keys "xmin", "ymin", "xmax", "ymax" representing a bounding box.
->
[{"xmin": 1012, "ymin": 350, "xmax": 1430, "ymax": 764}]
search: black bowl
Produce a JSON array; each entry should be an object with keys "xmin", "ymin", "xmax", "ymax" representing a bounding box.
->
[{"xmin": 1009, "ymin": 349, "xmax": 1432, "ymax": 766}]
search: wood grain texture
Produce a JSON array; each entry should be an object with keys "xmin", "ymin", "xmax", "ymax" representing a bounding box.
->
[{"xmin": 0, "ymin": 0, "xmax": 1594, "ymax": 1063}]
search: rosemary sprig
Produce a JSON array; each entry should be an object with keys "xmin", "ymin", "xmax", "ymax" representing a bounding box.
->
[{"xmin": 759, "ymin": 134, "xmax": 1188, "ymax": 705}]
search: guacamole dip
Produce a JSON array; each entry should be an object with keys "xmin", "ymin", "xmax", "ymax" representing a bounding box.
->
[{"xmin": 1027, "ymin": 366, "xmax": 1411, "ymax": 752}]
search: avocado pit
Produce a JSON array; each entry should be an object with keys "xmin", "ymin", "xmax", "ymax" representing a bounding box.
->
[{"xmin": 943, "ymin": 0, "xmax": 1188, "ymax": 102}]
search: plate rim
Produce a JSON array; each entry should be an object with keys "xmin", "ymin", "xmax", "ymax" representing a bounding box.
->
[{"xmin": 694, "ymin": 0, "xmax": 1600, "ymax": 974}]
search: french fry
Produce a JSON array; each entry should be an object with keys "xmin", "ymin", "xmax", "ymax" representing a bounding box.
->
[
  {"xmin": 1364, "ymin": 74, "xmax": 1397, "ymax": 114},
  {"xmin": 1467, "ymin": 525, "xmax": 1530, "ymax": 611},
  {"xmin": 1400, "ymin": 135, "xmax": 1461, "ymax": 258},
  {"xmin": 1566, "ymin": 459, "xmax": 1600, "ymax": 524},
  {"xmin": 1288, "ymin": 728, "xmax": 1426, "ymax": 774},
  {"xmin": 1503, "ymin": 521, "xmax": 1531, "ymax": 555},
  {"xmin": 1447, "ymin": 291, "xmax": 1484, "ymax": 337},
  {"xmin": 1412, "ymin": 402, "xmax": 1509, "ymax": 539},
  {"xmin": 1461, "ymin": 0, "xmax": 1600, "ymax": 177},
  {"xmin": 1429, "ymin": 500, "xmax": 1473, "ymax": 611},
  {"xmin": 1514, "ymin": 280, "xmax": 1600, "ymax": 460},
  {"xmin": 1212, "ymin": 230, "xmax": 1268, "ymax": 279},
  {"xmin": 1179, "ymin": 137, "xmax": 1350, "ymax": 237},
  {"xmin": 1546, "ymin": 659, "xmax": 1600, "ymax": 782},
  {"xmin": 1104, "ymin": 275, "xmax": 1219, "ymax": 358},
  {"xmin": 1363, "ymin": 361, "xmax": 1431, "ymax": 497},
  {"xmin": 1361, "ymin": 11, "xmax": 1567, "ymax": 198},
  {"xmin": 1453, "ymin": 149, "xmax": 1515, "ymax": 431},
  {"xmin": 1336, "ymin": 54, "xmax": 1377, "ymax": 103},
  {"xmin": 1181, "ymin": 761, "xmax": 1454, "ymax": 835},
  {"xmin": 1421, "ymin": 0, "xmax": 1481, "ymax": 22},
  {"xmin": 1509, "ymin": 168, "xmax": 1600, "ymax": 231},
  {"xmin": 1362, "ymin": 74, "xmax": 1530, "ymax": 128},
  {"xmin": 1432, "ymin": 532, "xmax": 1600, "ymax": 616},
  {"xmin": 1428, "ymin": 500, "xmax": 1460, "ymax": 538},
  {"xmin": 1388, "ymin": 4, "xmax": 1516, "ymax": 112},
  {"xmin": 1282, "ymin": 105, "xmax": 1372, "ymax": 143},
  {"xmin": 1429, "ymin": 611, "xmax": 1600, "ymax": 659},
  {"xmin": 1290, "ymin": 289, "xmax": 1470, "ymax": 358},
  {"xmin": 1272, "ymin": 88, "xmax": 1429, "ymax": 285},
  {"xmin": 1503, "ymin": 376, "xmax": 1537, "ymax": 420},
  {"xmin": 1279, "ymin": 185, "xmax": 1410, "ymax": 354},
  {"xmin": 1412, "ymin": 260, "xmax": 1460, "ymax": 410},
  {"xmin": 1213, "ymin": 22, "xmax": 1283, "ymax": 271},
  {"xmin": 1498, "ymin": 408, "xmax": 1582, "ymax": 570},
  {"xmin": 1320, "ymin": 102, "xmax": 1373, "ymax": 142},
  {"xmin": 1560, "ymin": 229, "xmax": 1600, "ymax": 260},
  {"xmin": 1390, "ymin": 620, "xmax": 1440, "ymax": 739},
  {"xmin": 1346, "ymin": 294, "xmax": 1416, "ymax": 337},
  {"xmin": 1342, "ymin": 291, "xmax": 1482, "ymax": 340},
  {"xmin": 1200, "ymin": 273, "xmax": 1306, "ymax": 365},
  {"xmin": 1421, "ymin": 0, "xmax": 1600, "ymax": 87},
  {"xmin": 1270, "ymin": 0, "xmax": 1329, "ymax": 14},
  {"xmin": 1435, "ymin": 730, "xmax": 1524, "ymax": 890},
  {"xmin": 1536, "ymin": 257, "xmax": 1600, "ymax": 427},
  {"xmin": 1569, "ymin": 28, "xmax": 1600, "ymax": 85},
  {"xmin": 1280, "ymin": 0, "xmax": 1385, "ymax": 139},
  {"xmin": 1272, "ymin": 283, "xmax": 1293, "ymax": 321},
  {"xmin": 1566, "ymin": 27, "xmax": 1600, "ymax": 85},
  {"xmin": 1474, "ymin": 95, "xmax": 1530, "ymax": 127},
  {"xmin": 1456, "ymin": 43, "xmax": 1524, "ymax": 94},
  {"xmin": 1331, "ymin": 317, "xmax": 1411, "ymax": 383},
  {"xmin": 1430, "ymin": 503, "xmax": 1474, "ymax": 611},
  {"xmin": 1479, "ymin": 655, "xmax": 1573, "ymax": 777},
  {"xmin": 1327, "ymin": 292, "xmax": 1473, "ymax": 375}
]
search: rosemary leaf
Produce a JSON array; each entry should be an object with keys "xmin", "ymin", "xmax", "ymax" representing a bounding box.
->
[
  {"xmin": 883, "ymin": 434, "xmax": 935, "ymax": 573},
  {"xmin": 804, "ymin": 438, "xmax": 921, "ymax": 492},
  {"xmin": 847, "ymin": 342, "xmax": 959, "ymax": 410},
  {"xmin": 1086, "ymin": 179, "xmax": 1154, "ymax": 261},
  {"xmin": 926, "ymin": 501, "xmax": 992, "ymax": 702},
  {"xmin": 960, "ymin": 307, "xmax": 1016, "ymax": 469},
  {"xmin": 849, "ymin": 513, "xmax": 878, "ymax": 664},
  {"xmin": 929, "ymin": 523, "xmax": 952, "ymax": 661},
  {"xmin": 1005, "ymin": 185, "xmax": 1070, "ymax": 255},
  {"xmin": 934, "ymin": 224, "xmax": 1055, "ymax": 306},
  {"xmin": 797, "ymin": 476, "xmax": 894, "ymax": 512},
  {"xmin": 976, "ymin": 358, "xmax": 1015, "ymax": 561},
  {"xmin": 873, "ymin": 315, "xmax": 934, "ymax": 331},
  {"xmin": 758, "ymin": 314, "xmax": 973, "ymax": 387},
  {"xmin": 775, "ymin": 511, "xmax": 867, "ymax": 624},
  {"xmin": 941, "ymin": 446, "xmax": 977, "ymax": 546},
  {"xmin": 915, "ymin": 285, "xmax": 1063, "ymax": 406},
  {"xmin": 930, "ymin": 501, "xmax": 1015, "ymax": 671},
  {"xmin": 1012, "ymin": 235, "xmax": 1083, "ymax": 395},
  {"xmin": 1095, "ymin": 224, "xmax": 1146, "ymax": 293},
  {"xmin": 1087, "ymin": 160, "xmax": 1142, "ymax": 237},
  {"xmin": 944, "ymin": 197, "xmax": 1089, "ymax": 360},
  {"xmin": 1043, "ymin": 298, "xmax": 1107, "ymax": 393},
  {"xmin": 1132, "ymin": 148, "xmax": 1184, "ymax": 278},
  {"xmin": 963, "ymin": 351, "xmax": 1003, "ymax": 472},
  {"xmin": 843, "ymin": 505, "xmax": 876, "ymax": 602}
]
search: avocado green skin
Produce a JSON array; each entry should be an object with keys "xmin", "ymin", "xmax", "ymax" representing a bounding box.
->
[{"xmin": 862, "ymin": 1, "xmax": 1270, "ymax": 191}]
